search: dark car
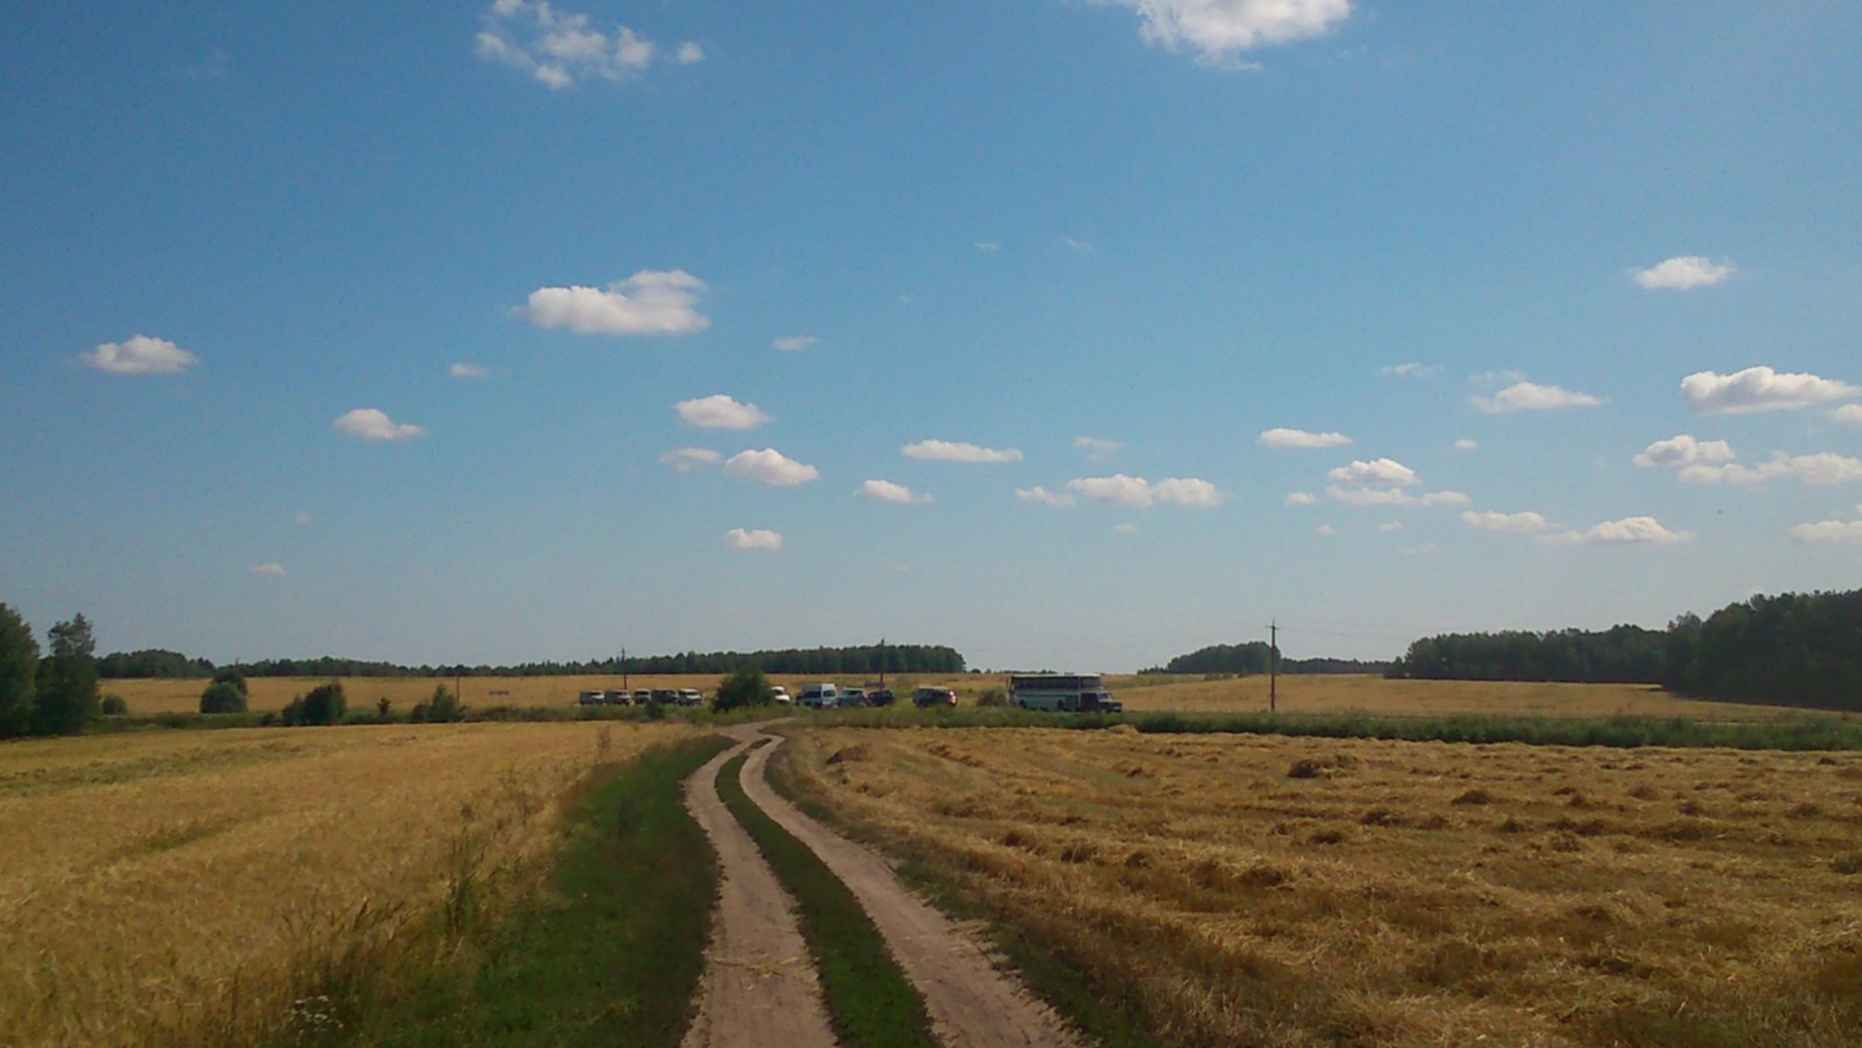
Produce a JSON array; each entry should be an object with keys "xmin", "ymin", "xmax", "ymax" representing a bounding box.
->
[
  {"xmin": 840, "ymin": 688, "xmax": 868, "ymax": 708},
  {"xmin": 649, "ymin": 689, "xmax": 680, "ymax": 704},
  {"xmin": 866, "ymin": 688, "xmax": 896, "ymax": 707},
  {"xmin": 912, "ymin": 687, "xmax": 957, "ymax": 708}
]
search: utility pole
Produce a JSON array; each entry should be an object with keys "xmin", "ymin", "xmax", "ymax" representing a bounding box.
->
[
  {"xmin": 1269, "ymin": 621, "xmax": 1278, "ymax": 714},
  {"xmin": 621, "ymin": 647, "xmax": 627, "ymax": 691}
]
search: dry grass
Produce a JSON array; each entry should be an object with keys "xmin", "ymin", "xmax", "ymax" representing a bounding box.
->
[
  {"xmin": 779, "ymin": 726, "xmax": 1862, "ymax": 1047},
  {"xmin": 0, "ymin": 721, "xmax": 696, "ymax": 1047}
]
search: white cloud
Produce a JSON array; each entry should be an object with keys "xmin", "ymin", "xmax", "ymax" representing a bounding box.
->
[
  {"xmin": 1453, "ymin": 438, "xmax": 1479, "ymax": 451},
  {"xmin": 974, "ymin": 241, "xmax": 1001, "ymax": 254},
  {"xmin": 1066, "ymin": 474, "xmax": 1223, "ymax": 509},
  {"xmin": 333, "ymin": 408, "xmax": 425, "ymax": 442},
  {"xmin": 1284, "ymin": 491, "xmax": 1316, "ymax": 507},
  {"xmin": 1327, "ymin": 458, "xmax": 1417, "ymax": 486},
  {"xmin": 1788, "ymin": 517, "xmax": 1862, "ymax": 544},
  {"xmin": 449, "ymin": 362, "xmax": 489, "ymax": 380},
  {"xmin": 1632, "ymin": 256, "xmax": 1736, "ymax": 291},
  {"xmin": 1836, "ymin": 405, "xmax": 1862, "ymax": 426},
  {"xmin": 902, "ymin": 439, "xmax": 1023, "ymax": 463},
  {"xmin": 1016, "ymin": 486, "xmax": 1075, "ymax": 508},
  {"xmin": 1461, "ymin": 510, "xmax": 1550, "ymax": 534},
  {"xmin": 1420, "ymin": 491, "xmax": 1472, "ymax": 507},
  {"xmin": 1472, "ymin": 381, "xmax": 1604, "ymax": 414},
  {"xmin": 520, "ymin": 270, "xmax": 709, "ymax": 335},
  {"xmin": 772, "ymin": 335, "xmax": 817, "ymax": 352},
  {"xmin": 294, "ymin": 511, "xmax": 312, "ymax": 527},
  {"xmin": 250, "ymin": 562, "xmax": 286, "ymax": 577},
  {"xmin": 1326, "ymin": 486, "xmax": 1469, "ymax": 508},
  {"xmin": 723, "ymin": 448, "xmax": 818, "ymax": 487},
  {"xmin": 724, "ymin": 528, "xmax": 782, "ymax": 551},
  {"xmin": 1108, "ymin": 0, "xmax": 1354, "ymax": 65},
  {"xmin": 1259, "ymin": 427, "xmax": 1353, "ymax": 449},
  {"xmin": 1680, "ymin": 366, "xmax": 1860, "ymax": 415},
  {"xmin": 1074, "ymin": 435, "xmax": 1124, "ymax": 460},
  {"xmin": 1380, "ymin": 362, "xmax": 1437, "ymax": 379},
  {"xmin": 476, "ymin": 1, "xmax": 683, "ymax": 89},
  {"xmin": 1633, "ymin": 434, "xmax": 1735, "ymax": 470},
  {"xmin": 1112, "ymin": 523, "xmax": 1140, "ymax": 536},
  {"xmin": 1377, "ymin": 521, "xmax": 1404, "ymax": 533},
  {"xmin": 675, "ymin": 394, "xmax": 770, "ymax": 430},
  {"xmin": 659, "ymin": 447, "xmax": 721, "ymax": 472},
  {"xmin": 859, "ymin": 479, "xmax": 931, "ymax": 505},
  {"xmin": 1548, "ymin": 516, "xmax": 1691, "ymax": 546},
  {"xmin": 80, "ymin": 334, "xmax": 199, "ymax": 375},
  {"xmin": 1316, "ymin": 523, "xmax": 1338, "ymax": 537},
  {"xmin": 1678, "ymin": 452, "xmax": 1862, "ymax": 488}
]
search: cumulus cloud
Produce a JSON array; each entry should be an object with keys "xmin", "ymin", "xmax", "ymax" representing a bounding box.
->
[
  {"xmin": 80, "ymin": 334, "xmax": 199, "ymax": 375},
  {"xmin": 1680, "ymin": 366, "xmax": 1860, "ymax": 415},
  {"xmin": 724, "ymin": 528, "xmax": 782, "ymax": 551},
  {"xmin": 1472, "ymin": 381, "xmax": 1604, "ymax": 414},
  {"xmin": 1461, "ymin": 510, "xmax": 1551, "ymax": 534},
  {"xmin": 1677, "ymin": 452, "xmax": 1862, "ymax": 488},
  {"xmin": 1632, "ymin": 256, "xmax": 1736, "ymax": 290},
  {"xmin": 1453, "ymin": 438, "xmax": 1479, "ymax": 451},
  {"xmin": 520, "ymin": 270, "xmax": 709, "ymax": 335},
  {"xmin": 1789, "ymin": 512, "xmax": 1862, "ymax": 543},
  {"xmin": 675, "ymin": 394, "xmax": 770, "ymax": 430},
  {"xmin": 859, "ymin": 479, "xmax": 931, "ymax": 505},
  {"xmin": 1836, "ymin": 405, "xmax": 1862, "ymax": 426},
  {"xmin": 449, "ymin": 362, "xmax": 489, "ymax": 379},
  {"xmin": 250, "ymin": 562, "xmax": 286, "ymax": 577},
  {"xmin": 1380, "ymin": 362, "xmax": 1437, "ymax": 378},
  {"xmin": 1260, "ymin": 427, "xmax": 1353, "ymax": 449},
  {"xmin": 1107, "ymin": 0, "xmax": 1354, "ymax": 65},
  {"xmin": 476, "ymin": 1, "xmax": 690, "ymax": 89},
  {"xmin": 902, "ymin": 439, "xmax": 1023, "ymax": 463},
  {"xmin": 724, "ymin": 448, "xmax": 818, "ymax": 487},
  {"xmin": 659, "ymin": 447, "xmax": 721, "ymax": 472},
  {"xmin": 1327, "ymin": 486, "xmax": 1469, "ymax": 508},
  {"xmin": 1074, "ymin": 435, "xmax": 1124, "ymax": 460},
  {"xmin": 1633, "ymin": 434, "xmax": 1735, "ymax": 470},
  {"xmin": 333, "ymin": 408, "xmax": 425, "ymax": 442},
  {"xmin": 1327, "ymin": 458, "xmax": 1417, "ymax": 486},
  {"xmin": 1016, "ymin": 486, "xmax": 1075, "ymax": 508},
  {"xmin": 1284, "ymin": 491, "xmax": 1316, "ymax": 507},
  {"xmin": 1066, "ymin": 474, "xmax": 1223, "ymax": 509},
  {"xmin": 772, "ymin": 335, "xmax": 817, "ymax": 352},
  {"xmin": 1548, "ymin": 516, "xmax": 1691, "ymax": 546}
]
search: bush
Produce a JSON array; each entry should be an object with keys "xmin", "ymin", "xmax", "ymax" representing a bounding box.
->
[
  {"xmin": 284, "ymin": 682, "xmax": 347, "ymax": 726},
  {"xmin": 412, "ymin": 685, "xmax": 463, "ymax": 723},
  {"xmin": 376, "ymin": 697, "xmax": 392, "ymax": 721},
  {"xmin": 211, "ymin": 667, "xmax": 249, "ymax": 696},
  {"xmin": 712, "ymin": 667, "xmax": 774, "ymax": 712},
  {"xmin": 199, "ymin": 681, "xmax": 249, "ymax": 714},
  {"xmin": 100, "ymin": 694, "xmax": 129, "ymax": 716},
  {"xmin": 976, "ymin": 687, "xmax": 1009, "ymax": 707}
]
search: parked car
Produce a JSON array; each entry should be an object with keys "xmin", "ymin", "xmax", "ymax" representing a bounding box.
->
[
  {"xmin": 577, "ymin": 690, "xmax": 606, "ymax": 706},
  {"xmin": 913, "ymin": 686, "xmax": 958, "ymax": 708},
  {"xmin": 677, "ymin": 688, "xmax": 704, "ymax": 707},
  {"xmin": 798, "ymin": 683, "xmax": 839, "ymax": 709},
  {"xmin": 603, "ymin": 689, "xmax": 632, "ymax": 706},
  {"xmin": 840, "ymin": 688, "xmax": 868, "ymax": 708},
  {"xmin": 866, "ymin": 688, "xmax": 896, "ymax": 707},
  {"xmin": 650, "ymin": 689, "xmax": 679, "ymax": 704},
  {"xmin": 770, "ymin": 686, "xmax": 793, "ymax": 706},
  {"xmin": 633, "ymin": 689, "xmax": 653, "ymax": 704}
]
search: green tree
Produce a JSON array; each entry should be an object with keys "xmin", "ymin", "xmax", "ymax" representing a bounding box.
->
[
  {"xmin": 211, "ymin": 666, "xmax": 249, "ymax": 696},
  {"xmin": 299, "ymin": 681, "xmax": 347, "ymax": 725},
  {"xmin": 199, "ymin": 681, "xmax": 248, "ymax": 714},
  {"xmin": 0, "ymin": 604, "xmax": 38, "ymax": 738},
  {"xmin": 33, "ymin": 613, "xmax": 99, "ymax": 735},
  {"xmin": 412, "ymin": 685, "xmax": 463, "ymax": 723},
  {"xmin": 712, "ymin": 667, "xmax": 773, "ymax": 712}
]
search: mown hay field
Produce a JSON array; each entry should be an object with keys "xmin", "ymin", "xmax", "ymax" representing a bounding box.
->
[
  {"xmin": 0, "ymin": 721, "xmax": 697, "ymax": 1047},
  {"xmin": 779, "ymin": 726, "xmax": 1862, "ymax": 1047}
]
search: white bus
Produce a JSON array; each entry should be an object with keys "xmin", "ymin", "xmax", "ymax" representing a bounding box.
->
[{"xmin": 1008, "ymin": 674, "xmax": 1122, "ymax": 713}]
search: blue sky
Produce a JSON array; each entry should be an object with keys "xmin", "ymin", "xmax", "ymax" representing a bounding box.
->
[{"xmin": 4, "ymin": 1, "xmax": 1860, "ymax": 671}]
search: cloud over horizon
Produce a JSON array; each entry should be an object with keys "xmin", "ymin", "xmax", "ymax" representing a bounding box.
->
[
  {"xmin": 1066, "ymin": 474, "xmax": 1223, "ymax": 508},
  {"xmin": 1260, "ymin": 427, "xmax": 1353, "ymax": 449},
  {"xmin": 333, "ymin": 408, "xmax": 424, "ymax": 442},
  {"xmin": 659, "ymin": 447, "xmax": 721, "ymax": 472},
  {"xmin": 724, "ymin": 448, "xmax": 818, "ymax": 487},
  {"xmin": 675, "ymin": 394, "xmax": 769, "ymax": 429},
  {"xmin": 1632, "ymin": 256, "xmax": 1736, "ymax": 290},
  {"xmin": 859, "ymin": 479, "xmax": 931, "ymax": 504},
  {"xmin": 902, "ymin": 439, "xmax": 1023, "ymax": 463},
  {"xmin": 475, "ymin": 0, "xmax": 701, "ymax": 90},
  {"xmin": 1472, "ymin": 381, "xmax": 1604, "ymax": 414},
  {"xmin": 1680, "ymin": 366, "xmax": 1860, "ymax": 415},
  {"xmin": 80, "ymin": 334, "xmax": 198, "ymax": 375},
  {"xmin": 521, "ymin": 270, "xmax": 709, "ymax": 335},
  {"xmin": 1107, "ymin": 0, "xmax": 1354, "ymax": 65}
]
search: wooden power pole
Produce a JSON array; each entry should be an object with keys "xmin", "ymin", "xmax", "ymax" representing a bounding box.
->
[{"xmin": 1269, "ymin": 621, "xmax": 1278, "ymax": 714}]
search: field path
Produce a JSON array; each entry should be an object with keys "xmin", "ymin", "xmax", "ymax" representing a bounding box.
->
[
  {"xmin": 681, "ymin": 731, "xmax": 837, "ymax": 1048},
  {"xmin": 737, "ymin": 727, "xmax": 1084, "ymax": 1048}
]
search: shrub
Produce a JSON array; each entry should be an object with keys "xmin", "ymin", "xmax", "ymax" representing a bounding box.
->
[
  {"xmin": 713, "ymin": 667, "xmax": 774, "ymax": 712},
  {"xmin": 199, "ymin": 681, "xmax": 249, "ymax": 714},
  {"xmin": 415, "ymin": 685, "xmax": 463, "ymax": 723},
  {"xmin": 211, "ymin": 667, "xmax": 249, "ymax": 696},
  {"xmin": 976, "ymin": 687, "xmax": 1009, "ymax": 707},
  {"xmin": 294, "ymin": 682, "xmax": 347, "ymax": 726},
  {"xmin": 100, "ymin": 694, "xmax": 129, "ymax": 716},
  {"xmin": 377, "ymin": 696, "xmax": 392, "ymax": 721}
]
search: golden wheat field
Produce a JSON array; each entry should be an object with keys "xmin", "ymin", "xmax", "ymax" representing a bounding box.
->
[
  {"xmin": 0, "ymin": 721, "xmax": 695, "ymax": 1048},
  {"xmin": 778, "ymin": 726, "xmax": 1862, "ymax": 1048}
]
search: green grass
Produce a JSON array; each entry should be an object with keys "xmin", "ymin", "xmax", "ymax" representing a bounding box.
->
[
  {"xmin": 805, "ymin": 705, "xmax": 1862, "ymax": 750},
  {"xmin": 349, "ymin": 735, "xmax": 733, "ymax": 1048},
  {"xmin": 92, "ymin": 701, "xmax": 780, "ymax": 734},
  {"xmin": 714, "ymin": 751, "xmax": 936, "ymax": 1048}
]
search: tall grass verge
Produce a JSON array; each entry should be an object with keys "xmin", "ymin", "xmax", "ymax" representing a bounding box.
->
[{"xmin": 714, "ymin": 752, "xmax": 936, "ymax": 1048}]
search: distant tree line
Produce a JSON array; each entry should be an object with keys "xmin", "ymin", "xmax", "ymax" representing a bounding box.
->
[
  {"xmin": 1140, "ymin": 641, "xmax": 1392, "ymax": 676},
  {"xmin": 89, "ymin": 643, "xmax": 967, "ymax": 680},
  {"xmin": 1387, "ymin": 625, "xmax": 1666, "ymax": 685}
]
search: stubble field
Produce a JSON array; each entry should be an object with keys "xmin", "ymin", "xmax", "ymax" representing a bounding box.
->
[
  {"xmin": 0, "ymin": 721, "xmax": 696, "ymax": 1047},
  {"xmin": 777, "ymin": 725, "xmax": 1862, "ymax": 1047}
]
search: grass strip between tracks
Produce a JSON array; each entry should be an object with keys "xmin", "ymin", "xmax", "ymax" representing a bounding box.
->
[{"xmin": 715, "ymin": 749, "xmax": 937, "ymax": 1048}]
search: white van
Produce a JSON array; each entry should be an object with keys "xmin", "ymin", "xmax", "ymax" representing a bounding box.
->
[{"xmin": 798, "ymin": 683, "xmax": 840, "ymax": 709}]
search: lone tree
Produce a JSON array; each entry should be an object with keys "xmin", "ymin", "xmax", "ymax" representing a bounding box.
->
[
  {"xmin": 712, "ymin": 667, "xmax": 774, "ymax": 712},
  {"xmin": 211, "ymin": 666, "xmax": 249, "ymax": 697},
  {"xmin": 33, "ymin": 613, "xmax": 98, "ymax": 736},
  {"xmin": 199, "ymin": 681, "xmax": 248, "ymax": 714},
  {"xmin": 0, "ymin": 603, "xmax": 38, "ymax": 738}
]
